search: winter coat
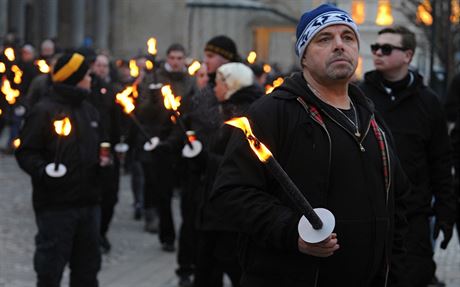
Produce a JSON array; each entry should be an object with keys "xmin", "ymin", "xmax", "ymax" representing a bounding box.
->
[
  {"xmin": 360, "ymin": 70, "xmax": 456, "ymax": 224},
  {"xmin": 15, "ymin": 83, "xmax": 102, "ymax": 211},
  {"xmin": 207, "ymin": 72, "xmax": 410, "ymax": 287}
]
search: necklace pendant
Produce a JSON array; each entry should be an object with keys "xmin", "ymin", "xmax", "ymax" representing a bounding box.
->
[{"xmin": 355, "ymin": 131, "xmax": 361, "ymax": 137}]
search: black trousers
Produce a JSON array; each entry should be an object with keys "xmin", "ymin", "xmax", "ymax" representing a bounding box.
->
[
  {"xmin": 99, "ymin": 163, "xmax": 120, "ymax": 236},
  {"xmin": 176, "ymin": 168, "xmax": 200, "ymax": 277},
  {"xmin": 142, "ymin": 151, "xmax": 176, "ymax": 244},
  {"xmin": 34, "ymin": 206, "xmax": 101, "ymax": 287},
  {"xmin": 402, "ymin": 214, "xmax": 436, "ymax": 287}
]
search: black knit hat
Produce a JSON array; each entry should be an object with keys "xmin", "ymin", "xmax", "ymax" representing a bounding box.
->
[
  {"xmin": 52, "ymin": 53, "xmax": 89, "ymax": 86},
  {"xmin": 204, "ymin": 35, "xmax": 239, "ymax": 62}
]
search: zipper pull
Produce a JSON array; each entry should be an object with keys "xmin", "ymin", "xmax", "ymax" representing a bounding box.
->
[{"xmin": 359, "ymin": 143, "xmax": 365, "ymax": 152}]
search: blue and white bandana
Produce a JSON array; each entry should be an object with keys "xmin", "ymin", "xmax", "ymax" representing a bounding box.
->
[{"xmin": 295, "ymin": 4, "xmax": 360, "ymax": 62}]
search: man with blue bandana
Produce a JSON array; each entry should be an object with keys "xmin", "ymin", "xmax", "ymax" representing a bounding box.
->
[{"xmin": 207, "ymin": 4, "xmax": 410, "ymax": 286}]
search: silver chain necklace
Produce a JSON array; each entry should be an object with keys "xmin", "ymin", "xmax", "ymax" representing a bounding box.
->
[{"xmin": 307, "ymin": 83, "xmax": 361, "ymax": 137}]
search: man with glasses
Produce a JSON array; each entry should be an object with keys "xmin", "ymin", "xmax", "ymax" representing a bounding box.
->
[{"xmin": 360, "ymin": 26, "xmax": 456, "ymax": 287}]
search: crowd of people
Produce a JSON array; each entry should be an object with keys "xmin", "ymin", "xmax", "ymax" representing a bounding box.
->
[{"xmin": 1, "ymin": 3, "xmax": 459, "ymax": 287}]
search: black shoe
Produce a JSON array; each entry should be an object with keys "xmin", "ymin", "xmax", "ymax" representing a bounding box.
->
[
  {"xmin": 162, "ymin": 242, "xmax": 175, "ymax": 252},
  {"xmin": 178, "ymin": 275, "xmax": 193, "ymax": 287},
  {"xmin": 428, "ymin": 276, "xmax": 446, "ymax": 287},
  {"xmin": 134, "ymin": 206, "xmax": 142, "ymax": 220},
  {"xmin": 100, "ymin": 235, "xmax": 112, "ymax": 254}
]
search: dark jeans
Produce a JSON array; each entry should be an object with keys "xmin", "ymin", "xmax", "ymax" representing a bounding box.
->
[
  {"xmin": 34, "ymin": 206, "xmax": 101, "ymax": 287},
  {"xmin": 130, "ymin": 160, "xmax": 144, "ymax": 209},
  {"xmin": 402, "ymin": 215, "xmax": 436, "ymax": 287}
]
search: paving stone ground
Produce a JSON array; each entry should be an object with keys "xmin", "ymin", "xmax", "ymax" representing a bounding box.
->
[{"xmin": 0, "ymin": 135, "xmax": 459, "ymax": 286}]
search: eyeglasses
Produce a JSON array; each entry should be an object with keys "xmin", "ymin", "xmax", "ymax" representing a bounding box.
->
[{"xmin": 370, "ymin": 43, "xmax": 408, "ymax": 56}]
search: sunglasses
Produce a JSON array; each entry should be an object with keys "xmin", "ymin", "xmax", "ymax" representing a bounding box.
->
[{"xmin": 370, "ymin": 43, "xmax": 408, "ymax": 56}]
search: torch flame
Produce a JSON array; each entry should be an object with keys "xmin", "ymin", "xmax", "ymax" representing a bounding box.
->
[
  {"xmin": 4, "ymin": 47, "xmax": 15, "ymax": 62},
  {"xmin": 13, "ymin": 138, "xmax": 21, "ymax": 149},
  {"xmin": 0, "ymin": 62, "xmax": 5, "ymax": 73},
  {"xmin": 375, "ymin": 0, "xmax": 394, "ymax": 26},
  {"xmin": 36, "ymin": 60, "xmax": 51, "ymax": 73},
  {"xmin": 147, "ymin": 37, "xmax": 157, "ymax": 56},
  {"xmin": 265, "ymin": 77, "xmax": 284, "ymax": 94},
  {"xmin": 129, "ymin": 59, "xmax": 140, "ymax": 78},
  {"xmin": 161, "ymin": 85, "xmax": 181, "ymax": 112},
  {"xmin": 115, "ymin": 86, "xmax": 136, "ymax": 114},
  {"xmin": 145, "ymin": 60, "xmax": 154, "ymax": 71},
  {"xmin": 247, "ymin": 51, "xmax": 257, "ymax": 64},
  {"xmin": 1, "ymin": 77, "xmax": 20, "ymax": 104},
  {"xmin": 263, "ymin": 64, "xmax": 272, "ymax": 74},
  {"xmin": 416, "ymin": 0, "xmax": 433, "ymax": 26},
  {"xmin": 11, "ymin": 65, "xmax": 23, "ymax": 84},
  {"xmin": 54, "ymin": 117, "xmax": 72, "ymax": 136},
  {"xmin": 188, "ymin": 60, "xmax": 201, "ymax": 76},
  {"xmin": 0, "ymin": 108, "xmax": 2, "ymax": 115},
  {"xmin": 225, "ymin": 117, "xmax": 272, "ymax": 162}
]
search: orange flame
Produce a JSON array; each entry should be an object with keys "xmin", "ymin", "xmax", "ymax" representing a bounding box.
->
[
  {"xmin": 36, "ymin": 60, "xmax": 51, "ymax": 73},
  {"xmin": 161, "ymin": 85, "xmax": 181, "ymax": 112},
  {"xmin": 4, "ymin": 47, "xmax": 15, "ymax": 62},
  {"xmin": 188, "ymin": 60, "xmax": 201, "ymax": 76},
  {"xmin": 1, "ymin": 77, "xmax": 20, "ymax": 104},
  {"xmin": 0, "ymin": 108, "xmax": 2, "ymax": 115},
  {"xmin": 129, "ymin": 59, "xmax": 139, "ymax": 78},
  {"xmin": 145, "ymin": 60, "xmax": 154, "ymax": 71},
  {"xmin": 351, "ymin": 0, "xmax": 366, "ymax": 25},
  {"xmin": 147, "ymin": 37, "xmax": 157, "ymax": 55},
  {"xmin": 0, "ymin": 62, "xmax": 5, "ymax": 73},
  {"xmin": 225, "ymin": 117, "xmax": 272, "ymax": 162},
  {"xmin": 263, "ymin": 64, "xmax": 272, "ymax": 74},
  {"xmin": 265, "ymin": 77, "xmax": 284, "ymax": 94},
  {"xmin": 375, "ymin": 0, "xmax": 393, "ymax": 26},
  {"xmin": 247, "ymin": 51, "xmax": 257, "ymax": 64},
  {"xmin": 13, "ymin": 138, "xmax": 21, "ymax": 149},
  {"xmin": 416, "ymin": 0, "xmax": 433, "ymax": 26},
  {"xmin": 54, "ymin": 117, "xmax": 72, "ymax": 136},
  {"xmin": 11, "ymin": 65, "xmax": 23, "ymax": 84},
  {"xmin": 115, "ymin": 86, "xmax": 136, "ymax": 114}
]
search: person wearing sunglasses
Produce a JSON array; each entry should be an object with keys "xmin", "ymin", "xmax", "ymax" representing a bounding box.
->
[{"xmin": 360, "ymin": 26, "xmax": 456, "ymax": 287}]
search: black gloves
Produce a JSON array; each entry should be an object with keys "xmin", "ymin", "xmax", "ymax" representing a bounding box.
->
[{"xmin": 433, "ymin": 220, "xmax": 454, "ymax": 249}]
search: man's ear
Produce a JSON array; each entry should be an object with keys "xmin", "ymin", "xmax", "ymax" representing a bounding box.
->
[{"xmin": 405, "ymin": 49, "xmax": 414, "ymax": 64}]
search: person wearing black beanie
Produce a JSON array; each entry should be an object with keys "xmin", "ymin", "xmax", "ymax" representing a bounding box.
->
[{"xmin": 16, "ymin": 52, "xmax": 103, "ymax": 286}]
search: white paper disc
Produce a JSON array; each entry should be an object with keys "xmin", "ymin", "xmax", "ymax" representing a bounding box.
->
[
  {"xmin": 14, "ymin": 105, "xmax": 26, "ymax": 116},
  {"xmin": 298, "ymin": 208, "xmax": 335, "ymax": 243},
  {"xmin": 144, "ymin": 137, "xmax": 160, "ymax": 151},
  {"xmin": 45, "ymin": 163, "xmax": 67, "ymax": 178},
  {"xmin": 182, "ymin": 140, "xmax": 202, "ymax": 158},
  {"xmin": 114, "ymin": 143, "xmax": 129, "ymax": 153}
]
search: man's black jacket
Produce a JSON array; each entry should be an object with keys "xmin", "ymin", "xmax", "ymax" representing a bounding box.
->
[
  {"xmin": 16, "ymin": 83, "xmax": 101, "ymax": 211},
  {"xmin": 207, "ymin": 72, "xmax": 410, "ymax": 287},
  {"xmin": 360, "ymin": 70, "xmax": 456, "ymax": 223}
]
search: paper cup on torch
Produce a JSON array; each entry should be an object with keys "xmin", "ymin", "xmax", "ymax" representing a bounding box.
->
[
  {"xmin": 225, "ymin": 117, "xmax": 335, "ymax": 243},
  {"xmin": 182, "ymin": 131, "xmax": 202, "ymax": 158},
  {"xmin": 144, "ymin": 136, "xmax": 160, "ymax": 151},
  {"xmin": 45, "ymin": 117, "xmax": 71, "ymax": 178}
]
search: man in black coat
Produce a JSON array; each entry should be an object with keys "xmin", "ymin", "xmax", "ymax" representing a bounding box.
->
[
  {"xmin": 360, "ymin": 26, "xmax": 456, "ymax": 287},
  {"xmin": 207, "ymin": 4, "xmax": 410, "ymax": 287},
  {"xmin": 15, "ymin": 53, "xmax": 102, "ymax": 287}
]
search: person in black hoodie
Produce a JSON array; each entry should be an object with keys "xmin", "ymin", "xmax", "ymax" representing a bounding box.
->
[
  {"xmin": 359, "ymin": 26, "xmax": 456, "ymax": 287},
  {"xmin": 15, "ymin": 53, "xmax": 102, "ymax": 287},
  {"xmin": 206, "ymin": 4, "xmax": 410, "ymax": 287}
]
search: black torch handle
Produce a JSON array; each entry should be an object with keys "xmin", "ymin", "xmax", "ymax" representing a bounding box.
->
[
  {"xmin": 53, "ymin": 136, "xmax": 62, "ymax": 171},
  {"xmin": 265, "ymin": 156, "xmax": 323, "ymax": 230},
  {"xmin": 129, "ymin": 114, "xmax": 154, "ymax": 144},
  {"xmin": 172, "ymin": 112, "xmax": 193, "ymax": 149}
]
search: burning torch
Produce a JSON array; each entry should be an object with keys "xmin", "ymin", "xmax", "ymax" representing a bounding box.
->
[
  {"xmin": 161, "ymin": 85, "xmax": 202, "ymax": 158},
  {"xmin": 226, "ymin": 117, "xmax": 335, "ymax": 243},
  {"xmin": 115, "ymin": 85, "xmax": 159, "ymax": 151},
  {"xmin": 45, "ymin": 116, "xmax": 72, "ymax": 177},
  {"xmin": 265, "ymin": 77, "xmax": 284, "ymax": 95}
]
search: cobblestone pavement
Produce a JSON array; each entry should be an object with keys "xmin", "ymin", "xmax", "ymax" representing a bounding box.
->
[{"xmin": 1, "ymin": 152, "xmax": 459, "ymax": 286}]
